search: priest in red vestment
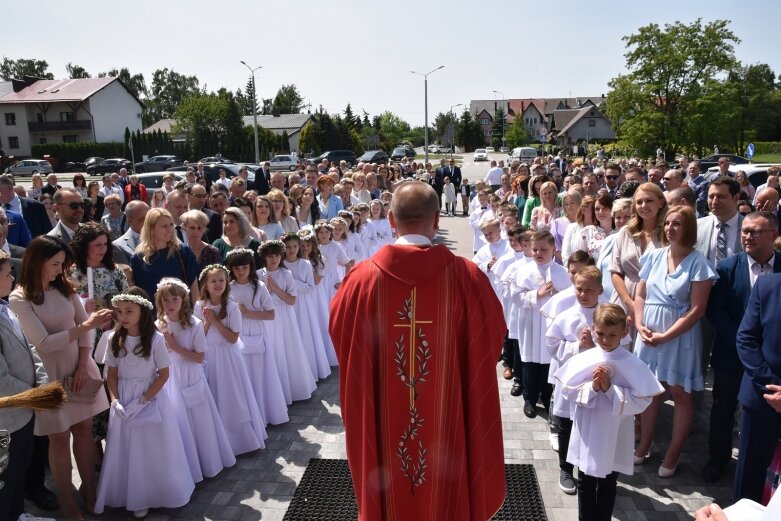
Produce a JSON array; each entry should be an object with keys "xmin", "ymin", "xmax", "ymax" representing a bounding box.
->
[{"xmin": 330, "ymin": 181, "xmax": 507, "ymax": 521}]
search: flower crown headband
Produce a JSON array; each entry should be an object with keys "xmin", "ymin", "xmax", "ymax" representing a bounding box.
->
[
  {"xmin": 156, "ymin": 277, "xmax": 190, "ymax": 295},
  {"xmin": 111, "ymin": 293, "xmax": 154, "ymax": 310},
  {"xmin": 198, "ymin": 264, "xmax": 230, "ymax": 282},
  {"xmin": 298, "ymin": 229, "xmax": 315, "ymax": 240},
  {"xmin": 225, "ymin": 248, "xmax": 254, "ymax": 260},
  {"xmin": 313, "ymin": 221, "xmax": 333, "ymax": 232},
  {"xmin": 260, "ymin": 239, "xmax": 285, "ymax": 250}
]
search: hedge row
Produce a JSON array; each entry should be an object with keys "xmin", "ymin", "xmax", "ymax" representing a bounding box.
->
[
  {"xmin": 31, "ymin": 142, "xmax": 127, "ymax": 165},
  {"xmin": 753, "ymin": 142, "xmax": 781, "ymax": 155}
]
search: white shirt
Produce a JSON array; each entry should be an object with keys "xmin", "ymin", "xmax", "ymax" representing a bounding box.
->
[
  {"xmin": 394, "ymin": 234, "xmax": 432, "ymax": 247},
  {"xmin": 484, "ymin": 166, "xmax": 503, "ymax": 186},
  {"xmin": 747, "ymin": 253, "xmax": 775, "ymax": 288},
  {"xmin": 215, "ymin": 177, "xmax": 232, "ymax": 189},
  {"xmin": 708, "ymin": 212, "xmax": 740, "ymax": 263}
]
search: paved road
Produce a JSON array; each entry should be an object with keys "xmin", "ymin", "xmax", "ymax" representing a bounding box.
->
[{"xmin": 26, "ymin": 160, "xmax": 730, "ymax": 520}]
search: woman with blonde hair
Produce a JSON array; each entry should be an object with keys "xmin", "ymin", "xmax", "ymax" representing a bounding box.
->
[
  {"xmin": 609, "ymin": 183, "xmax": 666, "ymax": 320},
  {"xmin": 180, "ymin": 209, "xmax": 222, "ymax": 270},
  {"xmin": 551, "ymin": 188, "xmax": 582, "ymax": 262},
  {"xmin": 29, "ymin": 172, "xmax": 45, "ymax": 200},
  {"xmin": 129, "ymin": 208, "xmax": 200, "ymax": 302},
  {"xmin": 267, "ymin": 189, "xmax": 299, "ymax": 233}
]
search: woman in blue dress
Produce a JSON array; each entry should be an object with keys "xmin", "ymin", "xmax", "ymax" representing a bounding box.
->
[{"xmin": 633, "ymin": 205, "xmax": 717, "ymax": 478}]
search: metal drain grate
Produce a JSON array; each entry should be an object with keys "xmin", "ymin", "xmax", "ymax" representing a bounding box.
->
[{"xmin": 284, "ymin": 459, "xmax": 547, "ymax": 521}]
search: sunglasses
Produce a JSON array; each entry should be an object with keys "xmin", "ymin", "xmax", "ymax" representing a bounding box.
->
[
  {"xmin": 66, "ymin": 202, "xmax": 86, "ymax": 210},
  {"xmin": 606, "ymin": 175, "xmax": 619, "ymax": 180}
]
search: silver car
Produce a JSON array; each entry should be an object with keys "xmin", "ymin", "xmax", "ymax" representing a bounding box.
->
[{"xmin": 6, "ymin": 159, "xmax": 53, "ymax": 176}]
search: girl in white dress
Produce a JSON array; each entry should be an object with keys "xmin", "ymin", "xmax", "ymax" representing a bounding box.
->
[
  {"xmin": 331, "ymin": 217, "xmax": 358, "ymax": 279},
  {"xmin": 258, "ymin": 240, "xmax": 317, "ymax": 402},
  {"xmin": 368, "ymin": 199, "xmax": 393, "ymax": 253},
  {"xmin": 354, "ymin": 203, "xmax": 376, "ymax": 257},
  {"xmin": 225, "ymin": 248, "xmax": 289, "ymax": 425},
  {"xmin": 155, "ymin": 278, "xmax": 236, "ymax": 478},
  {"xmin": 96, "ymin": 288, "xmax": 194, "ymax": 518},
  {"xmin": 299, "ymin": 229, "xmax": 338, "ymax": 366},
  {"xmin": 282, "ymin": 233, "xmax": 332, "ymax": 380},
  {"xmin": 339, "ymin": 210, "xmax": 366, "ymax": 262},
  {"xmin": 194, "ymin": 264, "xmax": 266, "ymax": 456},
  {"xmin": 315, "ymin": 221, "xmax": 350, "ymax": 300}
]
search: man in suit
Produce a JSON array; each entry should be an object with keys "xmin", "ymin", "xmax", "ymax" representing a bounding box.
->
[
  {"xmin": 447, "ymin": 158, "xmax": 462, "ymax": 193},
  {"xmin": 695, "ymin": 176, "xmax": 743, "ymax": 267},
  {"xmin": 735, "ymin": 271, "xmax": 781, "ymax": 501},
  {"xmin": 704, "ymin": 211, "xmax": 781, "ymax": 483},
  {"xmin": 116, "ymin": 167, "xmax": 131, "ymax": 190},
  {"xmin": 186, "ymin": 183, "xmax": 222, "ymax": 243},
  {"xmin": 40, "ymin": 174, "xmax": 61, "ymax": 198},
  {"xmin": 112, "ymin": 201, "xmax": 149, "ymax": 265},
  {"xmin": 47, "ymin": 188, "xmax": 84, "ymax": 245},
  {"xmin": 166, "ymin": 189, "xmax": 189, "ymax": 242},
  {"xmin": 0, "ymin": 174, "xmax": 52, "ymax": 238},
  {"xmin": 0, "ymin": 207, "xmax": 25, "ymax": 276},
  {"xmin": 2, "ymin": 206, "xmax": 31, "ymax": 248}
]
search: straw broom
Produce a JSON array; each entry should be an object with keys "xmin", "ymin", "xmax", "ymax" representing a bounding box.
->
[{"xmin": 0, "ymin": 382, "xmax": 66, "ymax": 411}]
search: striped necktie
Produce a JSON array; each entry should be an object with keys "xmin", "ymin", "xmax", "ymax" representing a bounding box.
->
[{"xmin": 715, "ymin": 222, "xmax": 728, "ymax": 262}]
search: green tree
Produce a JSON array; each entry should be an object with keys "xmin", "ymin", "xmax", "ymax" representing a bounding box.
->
[
  {"xmin": 604, "ymin": 19, "xmax": 739, "ymax": 158},
  {"xmin": 433, "ymin": 111, "xmax": 458, "ymax": 145},
  {"xmin": 491, "ymin": 109, "xmax": 507, "ymax": 149},
  {"xmin": 456, "ymin": 109, "xmax": 485, "ymax": 152},
  {"xmin": 0, "ymin": 57, "xmax": 54, "ymax": 80},
  {"xmin": 377, "ymin": 111, "xmax": 411, "ymax": 151},
  {"xmin": 505, "ymin": 116, "xmax": 528, "ymax": 148},
  {"xmin": 65, "ymin": 63, "xmax": 90, "ymax": 78},
  {"xmin": 726, "ymin": 63, "xmax": 781, "ymax": 151},
  {"xmin": 98, "ymin": 67, "xmax": 147, "ymax": 100},
  {"xmin": 172, "ymin": 91, "xmax": 247, "ymax": 159},
  {"xmin": 271, "ymin": 84, "xmax": 304, "ymax": 115},
  {"xmin": 144, "ymin": 68, "xmax": 202, "ymax": 126},
  {"xmin": 343, "ymin": 103, "xmax": 357, "ymax": 130},
  {"xmin": 298, "ymin": 122, "xmax": 319, "ymax": 155}
]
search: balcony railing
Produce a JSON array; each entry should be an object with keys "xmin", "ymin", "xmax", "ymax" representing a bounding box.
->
[{"xmin": 28, "ymin": 120, "xmax": 92, "ymax": 132}]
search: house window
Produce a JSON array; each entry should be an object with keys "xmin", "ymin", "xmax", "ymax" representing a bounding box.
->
[
  {"xmin": 60, "ymin": 112, "xmax": 74, "ymax": 122},
  {"xmin": 39, "ymin": 137, "xmax": 48, "ymax": 144},
  {"xmin": 8, "ymin": 137, "xmax": 19, "ymax": 149},
  {"xmin": 63, "ymin": 135, "xmax": 78, "ymax": 143},
  {"xmin": 36, "ymin": 113, "xmax": 44, "ymax": 123},
  {"xmin": 479, "ymin": 118, "xmax": 490, "ymax": 125},
  {"xmin": 4, "ymin": 113, "xmax": 16, "ymax": 126},
  {"xmin": 588, "ymin": 119, "xmax": 596, "ymax": 127},
  {"xmin": 484, "ymin": 130, "xmax": 491, "ymax": 137}
]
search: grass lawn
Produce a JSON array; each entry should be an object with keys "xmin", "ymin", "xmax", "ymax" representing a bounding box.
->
[
  {"xmin": 414, "ymin": 153, "xmax": 463, "ymax": 161},
  {"xmin": 752, "ymin": 153, "xmax": 781, "ymax": 163}
]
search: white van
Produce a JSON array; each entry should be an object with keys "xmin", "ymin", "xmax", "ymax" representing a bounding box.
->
[{"xmin": 509, "ymin": 147, "xmax": 538, "ymax": 163}]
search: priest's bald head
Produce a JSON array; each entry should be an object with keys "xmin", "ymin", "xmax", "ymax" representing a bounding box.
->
[{"xmin": 388, "ymin": 180, "xmax": 440, "ymax": 239}]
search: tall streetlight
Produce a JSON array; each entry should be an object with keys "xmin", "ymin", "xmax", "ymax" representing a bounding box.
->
[
  {"xmin": 410, "ymin": 65, "xmax": 444, "ymax": 165},
  {"xmin": 240, "ymin": 61, "xmax": 262, "ymax": 165},
  {"xmin": 449, "ymin": 103, "xmax": 463, "ymax": 159},
  {"xmin": 493, "ymin": 89, "xmax": 506, "ymax": 149}
]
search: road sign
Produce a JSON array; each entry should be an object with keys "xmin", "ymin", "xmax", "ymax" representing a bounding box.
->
[
  {"xmin": 539, "ymin": 127, "xmax": 548, "ymax": 136},
  {"xmin": 746, "ymin": 143, "xmax": 755, "ymax": 159},
  {"xmin": 502, "ymin": 136, "xmax": 506, "ymax": 142}
]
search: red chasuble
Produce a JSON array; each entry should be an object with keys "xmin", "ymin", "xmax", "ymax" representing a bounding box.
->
[{"xmin": 330, "ymin": 244, "xmax": 507, "ymax": 521}]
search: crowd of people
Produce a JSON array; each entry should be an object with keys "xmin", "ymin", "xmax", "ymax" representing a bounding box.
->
[
  {"xmin": 468, "ymin": 152, "xmax": 781, "ymax": 520},
  {"xmin": 1, "ymin": 150, "xmax": 781, "ymax": 521}
]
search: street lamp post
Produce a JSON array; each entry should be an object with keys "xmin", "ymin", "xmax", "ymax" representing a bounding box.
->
[
  {"xmin": 410, "ymin": 65, "xmax": 444, "ymax": 165},
  {"xmin": 493, "ymin": 89, "xmax": 505, "ymax": 150},
  {"xmin": 449, "ymin": 103, "xmax": 463, "ymax": 160},
  {"xmin": 240, "ymin": 61, "xmax": 262, "ymax": 165}
]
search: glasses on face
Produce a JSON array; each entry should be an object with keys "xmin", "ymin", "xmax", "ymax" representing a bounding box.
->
[
  {"xmin": 192, "ymin": 193, "xmax": 207, "ymax": 199},
  {"xmin": 66, "ymin": 202, "xmax": 86, "ymax": 210},
  {"xmin": 741, "ymin": 228, "xmax": 772, "ymax": 238},
  {"xmin": 606, "ymin": 175, "xmax": 619, "ymax": 180}
]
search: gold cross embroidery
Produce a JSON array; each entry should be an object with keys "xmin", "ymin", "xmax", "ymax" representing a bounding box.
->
[{"xmin": 393, "ymin": 287, "xmax": 433, "ymax": 408}]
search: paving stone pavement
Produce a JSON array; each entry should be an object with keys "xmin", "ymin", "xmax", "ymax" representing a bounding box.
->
[{"xmin": 31, "ymin": 214, "xmax": 736, "ymax": 520}]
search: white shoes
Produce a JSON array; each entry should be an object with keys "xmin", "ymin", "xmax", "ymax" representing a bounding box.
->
[
  {"xmin": 549, "ymin": 432, "xmax": 559, "ymax": 452},
  {"xmin": 133, "ymin": 508, "xmax": 149, "ymax": 519},
  {"xmin": 658, "ymin": 461, "xmax": 678, "ymax": 478},
  {"xmin": 633, "ymin": 442, "xmax": 654, "ymax": 465},
  {"xmin": 18, "ymin": 514, "xmax": 55, "ymax": 521}
]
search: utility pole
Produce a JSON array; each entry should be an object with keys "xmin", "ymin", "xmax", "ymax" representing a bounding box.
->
[
  {"xmin": 411, "ymin": 65, "xmax": 445, "ymax": 165},
  {"xmin": 240, "ymin": 61, "xmax": 262, "ymax": 164}
]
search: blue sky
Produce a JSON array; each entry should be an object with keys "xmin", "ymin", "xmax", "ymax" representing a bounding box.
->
[{"xmin": 3, "ymin": 0, "xmax": 779, "ymax": 126}]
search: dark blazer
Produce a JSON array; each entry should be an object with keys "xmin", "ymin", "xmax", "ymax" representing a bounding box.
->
[
  {"xmin": 737, "ymin": 273, "xmax": 781, "ymax": 411},
  {"xmin": 250, "ymin": 173, "xmax": 270, "ymax": 196},
  {"xmin": 201, "ymin": 207, "xmax": 223, "ymax": 244},
  {"xmin": 18, "ymin": 197, "xmax": 53, "ymax": 238},
  {"xmin": 447, "ymin": 166, "xmax": 462, "ymax": 188},
  {"xmin": 708, "ymin": 252, "xmax": 781, "ymax": 372},
  {"xmin": 5, "ymin": 209, "xmax": 31, "ymax": 247},
  {"xmin": 40, "ymin": 184, "xmax": 61, "ymax": 198},
  {"xmin": 8, "ymin": 243, "xmax": 24, "ymax": 280}
]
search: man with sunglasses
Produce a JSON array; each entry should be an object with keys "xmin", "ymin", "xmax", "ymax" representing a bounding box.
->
[
  {"xmin": 47, "ymin": 188, "xmax": 84, "ymax": 245},
  {"xmin": 604, "ymin": 163, "xmax": 622, "ymax": 198}
]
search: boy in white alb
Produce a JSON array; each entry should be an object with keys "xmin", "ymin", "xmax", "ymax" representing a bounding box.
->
[
  {"xmin": 469, "ymin": 189, "xmax": 492, "ymax": 253},
  {"xmin": 555, "ymin": 304, "xmax": 663, "ymax": 521},
  {"xmin": 545, "ymin": 266, "xmax": 604, "ymax": 495},
  {"xmin": 472, "ymin": 219, "xmax": 510, "ymax": 291},
  {"xmin": 510, "ymin": 230, "xmax": 571, "ymax": 418},
  {"xmin": 442, "ymin": 176, "xmax": 457, "ymax": 216}
]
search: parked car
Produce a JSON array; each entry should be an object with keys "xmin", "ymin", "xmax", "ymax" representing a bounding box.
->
[
  {"xmin": 86, "ymin": 158, "xmax": 134, "ymax": 176},
  {"xmin": 485, "ymin": 146, "xmax": 495, "ymax": 153},
  {"xmin": 65, "ymin": 156, "xmax": 102, "ymax": 172},
  {"xmin": 358, "ymin": 150, "xmax": 389, "ymax": 164},
  {"xmin": 473, "ymin": 149, "xmax": 488, "ymax": 162},
  {"xmin": 499, "ymin": 146, "xmax": 510, "ymax": 153},
  {"xmin": 197, "ymin": 156, "xmax": 235, "ymax": 164},
  {"xmin": 391, "ymin": 146, "xmax": 416, "ymax": 161},
  {"xmin": 134, "ymin": 155, "xmax": 184, "ymax": 173},
  {"xmin": 438, "ymin": 145, "xmax": 453, "ymax": 154},
  {"xmin": 134, "ymin": 172, "xmax": 184, "ymax": 199},
  {"xmin": 268, "ymin": 155, "xmax": 299, "ymax": 171},
  {"xmin": 509, "ymin": 147, "xmax": 539, "ymax": 164},
  {"xmin": 427, "ymin": 144, "xmax": 441, "ymax": 154},
  {"xmin": 704, "ymin": 163, "xmax": 781, "ymax": 187},
  {"xmin": 678, "ymin": 153, "xmax": 750, "ymax": 171},
  {"xmin": 5, "ymin": 159, "xmax": 53, "ymax": 176},
  {"xmin": 307, "ymin": 150, "xmax": 357, "ymax": 168},
  {"xmin": 167, "ymin": 162, "xmax": 256, "ymax": 184}
]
